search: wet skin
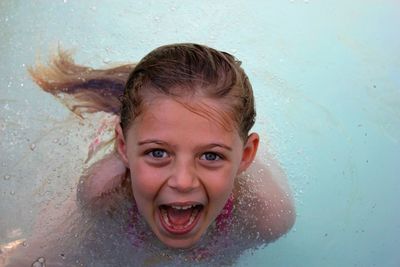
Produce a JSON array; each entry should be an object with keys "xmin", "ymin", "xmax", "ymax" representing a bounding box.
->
[{"xmin": 116, "ymin": 96, "xmax": 258, "ymax": 248}]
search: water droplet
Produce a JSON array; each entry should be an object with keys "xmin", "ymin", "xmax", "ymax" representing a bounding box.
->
[
  {"xmin": 20, "ymin": 83, "xmax": 24, "ymax": 87},
  {"xmin": 32, "ymin": 257, "xmax": 46, "ymax": 267},
  {"xmin": 4, "ymin": 175, "xmax": 10, "ymax": 180},
  {"xmin": 10, "ymin": 191, "xmax": 15, "ymax": 195},
  {"xmin": 30, "ymin": 143, "xmax": 36, "ymax": 151}
]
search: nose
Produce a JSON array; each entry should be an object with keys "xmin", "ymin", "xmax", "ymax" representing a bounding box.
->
[{"xmin": 167, "ymin": 159, "xmax": 200, "ymax": 193}]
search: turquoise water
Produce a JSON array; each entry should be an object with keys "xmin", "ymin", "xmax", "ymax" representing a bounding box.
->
[{"xmin": 1, "ymin": 1, "xmax": 399, "ymax": 266}]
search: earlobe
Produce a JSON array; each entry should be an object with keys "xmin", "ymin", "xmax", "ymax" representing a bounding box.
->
[
  {"xmin": 238, "ymin": 133, "xmax": 259, "ymax": 174},
  {"xmin": 115, "ymin": 122, "xmax": 129, "ymax": 167}
]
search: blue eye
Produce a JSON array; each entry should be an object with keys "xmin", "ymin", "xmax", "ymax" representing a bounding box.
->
[
  {"xmin": 201, "ymin": 152, "xmax": 221, "ymax": 161},
  {"xmin": 148, "ymin": 149, "xmax": 168, "ymax": 158}
]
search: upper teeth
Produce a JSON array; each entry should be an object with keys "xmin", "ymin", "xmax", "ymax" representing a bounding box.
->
[{"xmin": 171, "ymin": 205, "xmax": 195, "ymax": 210}]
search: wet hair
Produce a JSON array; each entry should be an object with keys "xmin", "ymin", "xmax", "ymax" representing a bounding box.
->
[
  {"xmin": 121, "ymin": 43, "xmax": 255, "ymax": 140},
  {"xmin": 29, "ymin": 43, "xmax": 256, "ymax": 139},
  {"xmin": 28, "ymin": 49, "xmax": 135, "ymax": 116}
]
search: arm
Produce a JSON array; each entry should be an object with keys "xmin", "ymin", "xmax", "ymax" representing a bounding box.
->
[{"xmin": 234, "ymin": 155, "xmax": 296, "ymax": 241}]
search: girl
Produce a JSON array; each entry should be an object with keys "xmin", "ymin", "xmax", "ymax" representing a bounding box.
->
[{"xmin": 4, "ymin": 43, "xmax": 295, "ymax": 266}]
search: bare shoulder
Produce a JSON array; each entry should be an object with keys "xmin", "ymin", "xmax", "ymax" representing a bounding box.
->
[
  {"xmin": 233, "ymin": 155, "xmax": 296, "ymax": 242},
  {"xmin": 77, "ymin": 151, "xmax": 127, "ymax": 206}
]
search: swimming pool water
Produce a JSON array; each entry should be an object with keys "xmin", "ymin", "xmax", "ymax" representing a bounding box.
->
[{"xmin": 1, "ymin": 1, "xmax": 399, "ymax": 266}]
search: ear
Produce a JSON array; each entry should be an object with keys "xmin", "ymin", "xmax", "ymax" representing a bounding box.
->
[
  {"xmin": 115, "ymin": 122, "xmax": 129, "ymax": 167},
  {"xmin": 237, "ymin": 133, "xmax": 259, "ymax": 174}
]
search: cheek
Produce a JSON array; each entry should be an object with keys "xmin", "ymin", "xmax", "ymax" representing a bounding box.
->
[
  {"xmin": 202, "ymin": 167, "xmax": 236, "ymax": 200},
  {"xmin": 129, "ymin": 161, "xmax": 164, "ymax": 199}
]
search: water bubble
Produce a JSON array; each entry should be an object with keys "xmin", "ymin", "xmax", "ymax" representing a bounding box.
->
[
  {"xmin": 4, "ymin": 175, "xmax": 10, "ymax": 180},
  {"xmin": 30, "ymin": 143, "xmax": 36, "ymax": 151},
  {"xmin": 10, "ymin": 191, "xmax": 15, "ymax": 195},
  {"xmin": 31, "ymin": 257, "xmax": 46, "ymax": 267},
  {"xmin": 20, "ymin": 83, "xmax": 24, "ymax": 87}
]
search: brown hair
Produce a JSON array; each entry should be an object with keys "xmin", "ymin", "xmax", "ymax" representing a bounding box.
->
[
  {"xmin": 121, "ymin": 43, "xmax": 255, "ymax": 140},
  {"xmin": 29, "ymin": 43, "xmax": 256, "ymax": 139},
  {"xmin": 28, "ymin": 49, "xmax": 135, "ymax": 117}
]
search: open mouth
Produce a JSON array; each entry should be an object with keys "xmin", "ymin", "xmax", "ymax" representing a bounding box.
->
[{"xmin": 159, "ymin": 204, "xmax": 204, "ymax": 235}]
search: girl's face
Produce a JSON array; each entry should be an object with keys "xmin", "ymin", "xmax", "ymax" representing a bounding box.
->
[{"xmin": 116, "ymin": 96, "xmax": 258, "ymax": 248}]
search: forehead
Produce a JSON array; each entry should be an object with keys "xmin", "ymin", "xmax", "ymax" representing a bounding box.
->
[{"xmin": 128, "ymin": 96, "xmax": 240, "ymax": 142}]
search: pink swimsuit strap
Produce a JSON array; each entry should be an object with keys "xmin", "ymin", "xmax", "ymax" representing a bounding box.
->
[{"xmin": 215, "ymin": 194, "xmax": 234, "ymax": 232}]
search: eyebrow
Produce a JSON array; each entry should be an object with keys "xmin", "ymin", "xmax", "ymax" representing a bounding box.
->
[
  {"xmin": 203, "ymin": 143, "xmax": 232, "ymax": 151},
  {"xmin": 137, "ymin": 139, "xmax": 170, "ymax": 146},
  {"xmin": 137, "ymin": 140, "xmax": 232, "ymax": 151}
]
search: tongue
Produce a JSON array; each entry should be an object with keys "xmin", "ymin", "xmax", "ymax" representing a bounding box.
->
[{"xmin": 166, "ymin": 206, "xmax": 193, "ymax": 226}]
